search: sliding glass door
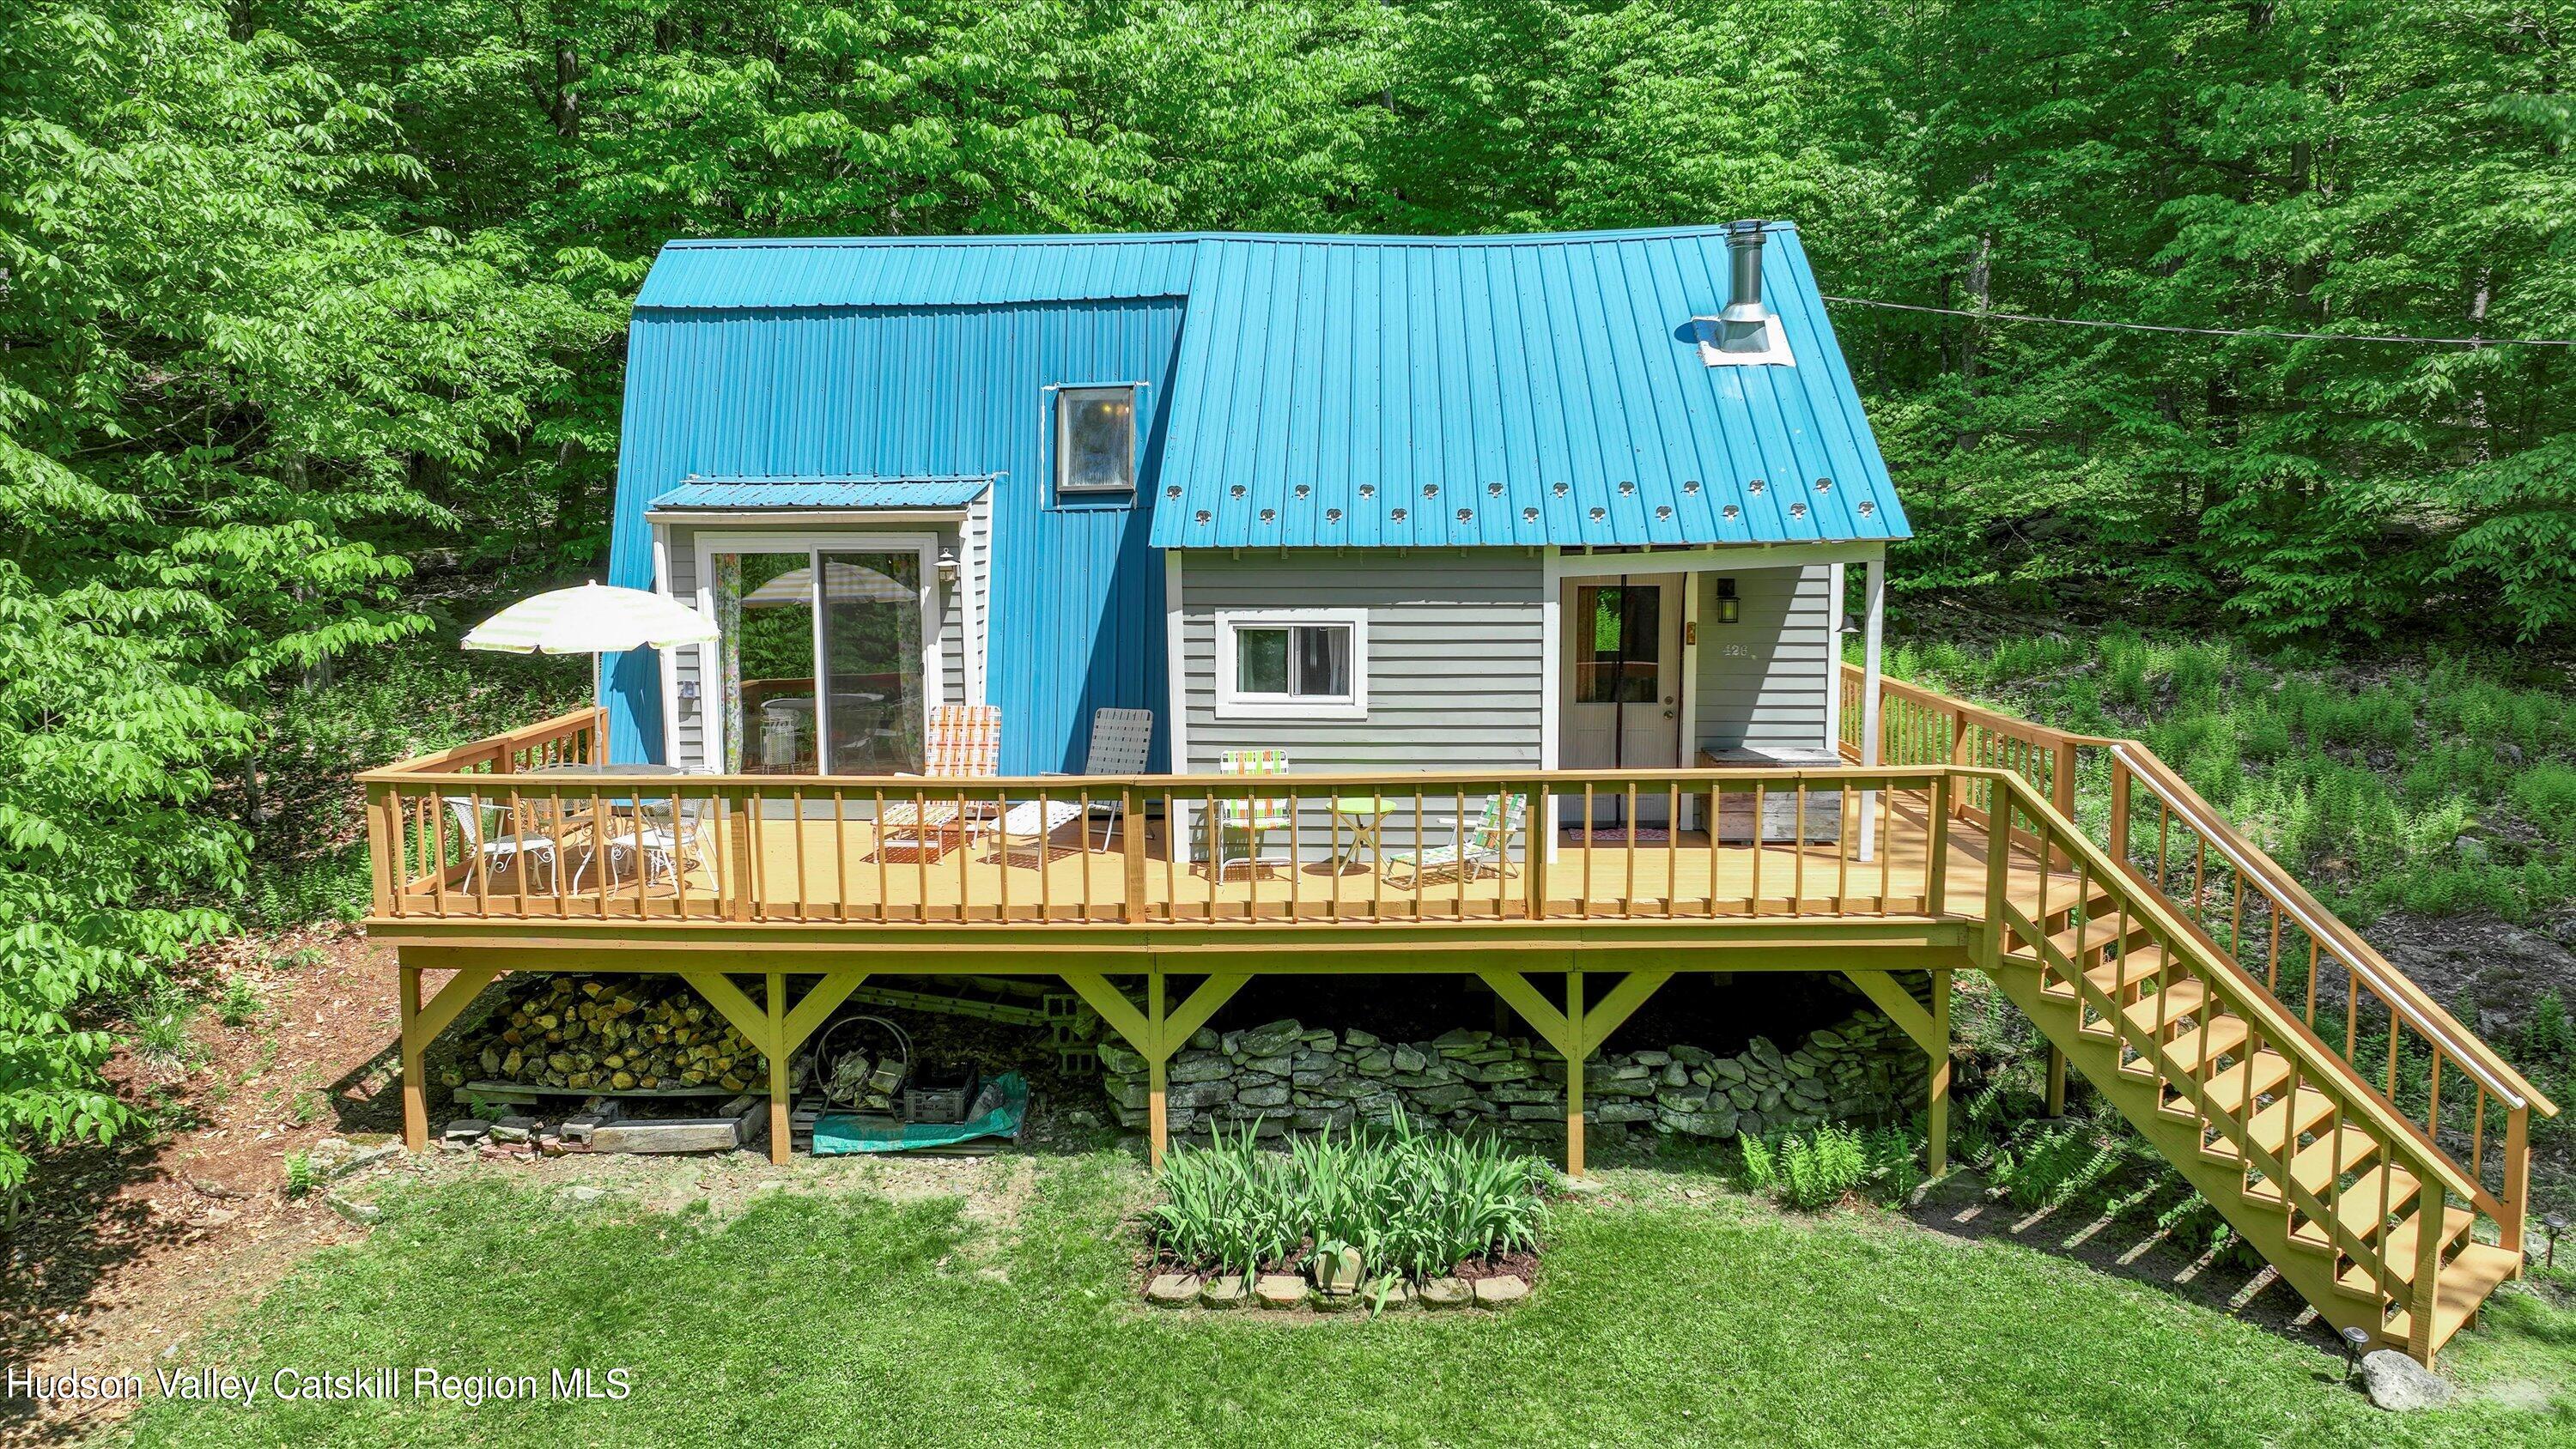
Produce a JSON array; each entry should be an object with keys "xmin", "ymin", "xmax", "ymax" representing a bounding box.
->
[
  {"xmin": 703, "ymin": 537, "xmax": 933, "ymax": 775},
  {"xmin": 819, "ymin": 549, "xmax": 924, "ymax": 773}
]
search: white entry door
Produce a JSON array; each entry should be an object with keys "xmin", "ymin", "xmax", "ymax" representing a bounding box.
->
[{"xmin": 1561, "ymin": 573, "xmax": 1683, "ymax": 824}]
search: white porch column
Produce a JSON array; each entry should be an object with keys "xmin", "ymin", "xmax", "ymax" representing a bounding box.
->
[{"xmin": 1859, "ymin": 550, "xmax": 1886, "ymax": 862}]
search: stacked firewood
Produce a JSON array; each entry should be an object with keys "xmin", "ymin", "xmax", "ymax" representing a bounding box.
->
[{"xmin": 449, "ymin": 976, "xmax": 764, "ymax": 1093}]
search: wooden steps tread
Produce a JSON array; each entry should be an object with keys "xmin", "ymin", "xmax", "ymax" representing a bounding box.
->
[
  {"xmin": 2196, "ymin": 1050, "xmax": 2293, "ymax": 1116},
  {"xmin": 2120, "ymin": 979, "xmax": 2209, "ymax": 1039},
  {"xmin": 2160, "ymin": 1016, "xmax": 2251, "ymax": 1076},
  {"xmin": 2330, "ymin": 1207, "xmax": 2480, "ymax": 1297},
  {"xmin": 2050, "ymin": 912, "xmax": 2150, "ymax": 961},
  {"xmin": 2379, "ymin": 1244, "xmax": 2524, "ymax": 1355},
  {"xmin": 2257, "ymin": 1156, "xmax": 2415, "ymax": 1226}
]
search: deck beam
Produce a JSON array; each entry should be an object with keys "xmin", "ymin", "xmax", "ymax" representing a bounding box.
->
[
  {"xmin": 1479, "ymin": 963, "xmax": 1673, "ymax": 1177},
  {"xmin": 1060, "ymin": 969, "xmax": 1252, "ymax": 1169}
]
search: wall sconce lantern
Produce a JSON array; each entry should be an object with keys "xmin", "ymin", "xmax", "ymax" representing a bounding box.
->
[
  {"xmin": 936, "ymin": 547, "xmax": 960, "ymax": 583},
  {"xmin": 1716, "ymin": 576, "xmax": 1741, "ymax": 624}
]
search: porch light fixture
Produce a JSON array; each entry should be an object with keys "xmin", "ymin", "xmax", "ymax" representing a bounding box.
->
[
  {"xmin": 1716, "ymin": 577, "xmax": 1741, "ymax": 625},
  {"xmin": 936, "ymin": 547, "xmax": 959, "ymax": 582}
]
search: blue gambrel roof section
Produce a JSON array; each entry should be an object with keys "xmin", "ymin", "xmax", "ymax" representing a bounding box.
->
[
  {"xmin": 1145, "ymin": 224, "xmax": 1910, "ymax": 549},
  {"xmin": 648, "ymin": 476, "xmax": 993, "ymax": 510},
  {"xmin": 635, "ymin": 235, "xmax": 1198, "ymax": 309}
]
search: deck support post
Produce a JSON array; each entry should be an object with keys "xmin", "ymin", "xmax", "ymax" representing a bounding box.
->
[
  {"xmin": 1060, "ymin": 969, "xmax": 1249, "ymax": 1171},
  {"xmin": 1147, "ymin": 973, "xmax": 1168, "ymax": 1168},
  {"xmin": 2502, "ymin": 1106, "xmax": 2530, "ymax": 1276},
  {"xmin": 1477, "ymin": 963, "xmax": 1671, "ymax": 1179},
  {"xmin": 766, "ymin": 972, "xmax": 789, "ymax": 1165},
  {"xmin": 397, "ymin": 960, "xmax": 502, "ymax": 1152},
  {"xmin": 677, "ymin": 967, "xmax": 869, "ymax": 1165},
  {"xmin": 2045, "ymin": 1044, "xmax": 2068, "ymax": 1118},
  {"xmin": 1928, "ymin": 969, "xmax": 1952, "ymax": 1174},
  {"xmin": 1564, "ymin": 969, "xmax": 1585, "ymax": 1179},
  {"xmin": 1841, "ymin": 967, "xmax": 1952, "ymax": 1178}
]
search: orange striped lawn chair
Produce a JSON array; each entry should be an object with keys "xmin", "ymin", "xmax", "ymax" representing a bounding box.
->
[{"xmin": 878, "ymin": 705, "xmax": 1005, "ymax": 861}]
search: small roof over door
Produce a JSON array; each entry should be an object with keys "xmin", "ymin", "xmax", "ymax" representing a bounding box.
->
[{"xmin": 647, "ymin": 476, "xmax": 993, "ymax": 514}]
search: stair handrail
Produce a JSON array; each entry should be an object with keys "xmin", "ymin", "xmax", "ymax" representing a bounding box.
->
[
  {"xmin": 2111, "ymin": 743, "xmax": 2552, "ymax": 1117},
  {"xmin": 1843, "ymin": 661, "xmax": 2555, "ymax": 1120},
  {"xmin": 1975, "ymin": 767, "xmax": 2485, "ymax": 1212}
]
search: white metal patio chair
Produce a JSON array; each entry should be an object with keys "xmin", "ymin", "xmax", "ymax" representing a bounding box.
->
[
  {"xmin": 1382, "ymin": 791, "xmax": 1527, "ymax": 889},
  {"xmin": 447, "ymin": 795, "xmax": 562, "ymax": 892},
  {"xmin": 879, "ymin": 705, "xmax": 1004, "ymax": 862},
  {"xmin": 574, "ymin": 795, "xmax": 714, "ymax": 894},
  {"xmin": 1040, "ymin": 706, "xmax": 1155, "ymax": 848}
]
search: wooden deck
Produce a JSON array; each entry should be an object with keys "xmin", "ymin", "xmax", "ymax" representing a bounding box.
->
[
  {"xmin": 380, "ymin": 789, "xmax": 2075, "ymax": 932},
  {"xmin": 362, "ymin": 684, "xmax": 2557, "ymax": 1363}
]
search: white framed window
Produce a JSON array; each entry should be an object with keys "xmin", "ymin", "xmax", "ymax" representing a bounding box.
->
[
  {"xmin": 1054, "ymin": 385, "xmax": 1137, "ymax": 497},
  {"xmin": 1213, "ymin": 609, "xmax": 1368, "ymax": 720}
]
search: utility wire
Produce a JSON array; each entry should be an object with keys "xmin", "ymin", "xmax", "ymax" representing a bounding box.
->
[{"xmin": 1816, "ymin": 294, "xmax": 2576, "ymax": 348}]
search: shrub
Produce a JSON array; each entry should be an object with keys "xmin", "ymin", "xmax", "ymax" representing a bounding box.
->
[
  {"xmin": 1148, "ymin": 1113, "xmax": 1548, "ymax": 1282},
  {"xmin": 1737, "ymin": 1133, "xmax": 1777, "ymax": 1191},
  {"xmin": 1775, "ymin": 1125, "xmax": 1870, "ymax": 1210},
  {"xmin": 216, "ymin": 976, "xmax": 265, "ymax": 1028}
]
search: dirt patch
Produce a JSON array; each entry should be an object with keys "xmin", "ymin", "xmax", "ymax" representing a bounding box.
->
[
  {"xmin": 5, "ymin": 926, "xmax": 404, "ymax": 1445},
  {"xmin": 2366, "ymin": 910, "xmax": 2576, "ymax": 1044}
]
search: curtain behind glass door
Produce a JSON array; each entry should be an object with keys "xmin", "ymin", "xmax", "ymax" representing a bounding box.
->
[
  {"xmin": 718, "ymin": 551, "xmax": 820, "ymax": 773},
  {"xmin": 819, "ymin": 550, "xmax": 925, "ymax": 773}
]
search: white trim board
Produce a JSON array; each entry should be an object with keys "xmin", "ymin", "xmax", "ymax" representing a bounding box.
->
[
  {"xmin": 652, "ymin": 520, "xmax": 680, "ymax": 767},
  {"xmin": 1546, "ymin": 540, "xmax": 1888, "ymax": 579},
  {"xmin": 1163, "ymin": 550, "xmax": 1189, "ymax": 864}
]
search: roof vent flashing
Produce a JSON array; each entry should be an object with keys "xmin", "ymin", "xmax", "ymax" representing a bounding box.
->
[{"xmin": 1693, "ymin": 221, "xmax": 1795, "ymax": 367}]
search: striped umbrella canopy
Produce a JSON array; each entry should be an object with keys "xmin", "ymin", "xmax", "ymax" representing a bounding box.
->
[
  {"xmin": 463, "ymin": 585, "xmax": 717, "ymax": 764},
  {"xmin": 463, "ymin": 582, "xmax": 718, "ymax": 654}
]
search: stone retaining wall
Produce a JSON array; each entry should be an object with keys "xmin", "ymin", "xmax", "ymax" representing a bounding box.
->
[{"xmin": 1099, "ymin": 1008, "xmax": 1926, "ymax": 1144}]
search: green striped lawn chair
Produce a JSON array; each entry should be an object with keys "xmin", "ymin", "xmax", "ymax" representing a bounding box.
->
[
  {"xmin": 1382, "ymin": 791, "xmax": 1527, "ymax": 888},
  {"xmin": 1212, "ymin": 749, "xmax": 1291, "ymax": 879}
]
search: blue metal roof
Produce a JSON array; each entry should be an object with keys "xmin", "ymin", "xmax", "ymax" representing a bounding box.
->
[
  {"xmin": 635, "ymin": 235, "xmax": 1198, "ymax": 310},
  {"xmin": 647, "ymin": 476, "xmax": 993, "ymax": 511},
  {"xmin": 1146, "ymin": 224, "xmax": 1910, "ymax": 549}
]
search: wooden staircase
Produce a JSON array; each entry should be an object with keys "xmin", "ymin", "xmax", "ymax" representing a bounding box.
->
[{"xmin": 1980, "ymin": 812, "xmax": 2526, "ymax": 1361}]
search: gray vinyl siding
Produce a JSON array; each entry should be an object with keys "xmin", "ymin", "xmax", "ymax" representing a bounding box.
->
[
  {"xmin": 1176, "ymin": 549, "xmax": 1542, "ymax": 861},
  {"xmin": 661, "ymin": 522, "xmax": 965, "ymax": 772},
  {"xmin": 1692, "ymin": 564, "xmax": 1834, "ymax": 755}
]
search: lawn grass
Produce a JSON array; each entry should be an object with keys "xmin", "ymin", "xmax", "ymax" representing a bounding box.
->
[{"xmin": 123, "ymin": 1159, "xmax": 2576, "ymax": 1448}]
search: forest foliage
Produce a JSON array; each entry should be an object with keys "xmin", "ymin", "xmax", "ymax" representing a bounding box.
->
[{"xmin": 4, "ymin": 0, "xmax": 2573, "ymax": 1185}]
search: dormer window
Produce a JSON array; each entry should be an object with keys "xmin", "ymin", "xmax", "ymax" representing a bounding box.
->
[{"xmin": 1056, "ymin": 385, "xmax": 1136, "ymax": 496}]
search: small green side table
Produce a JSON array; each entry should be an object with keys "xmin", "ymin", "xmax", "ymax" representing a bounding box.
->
[{"xmin": 1327, "ymin": 795, "xmax": 1399, "ymax": 874}]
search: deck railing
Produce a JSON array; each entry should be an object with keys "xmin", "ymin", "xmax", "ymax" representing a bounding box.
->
[
  {"xmin": 361, "ymin": 760, "xmax": 1963, "ymax": 927},
  {"xmin": 1844, "ymin": 661, "xmax": 2555, "ymax": 1253}
]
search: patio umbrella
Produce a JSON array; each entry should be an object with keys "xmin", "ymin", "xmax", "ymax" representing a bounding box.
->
[{"xmin": 463, "ymin": 582, "xmax": 720, "ymax": 759}]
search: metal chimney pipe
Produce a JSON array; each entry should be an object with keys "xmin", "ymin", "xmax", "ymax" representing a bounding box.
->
[{"xmin": 1719, "ymin": 220, "xmax": 1770, "ymax": 350}]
